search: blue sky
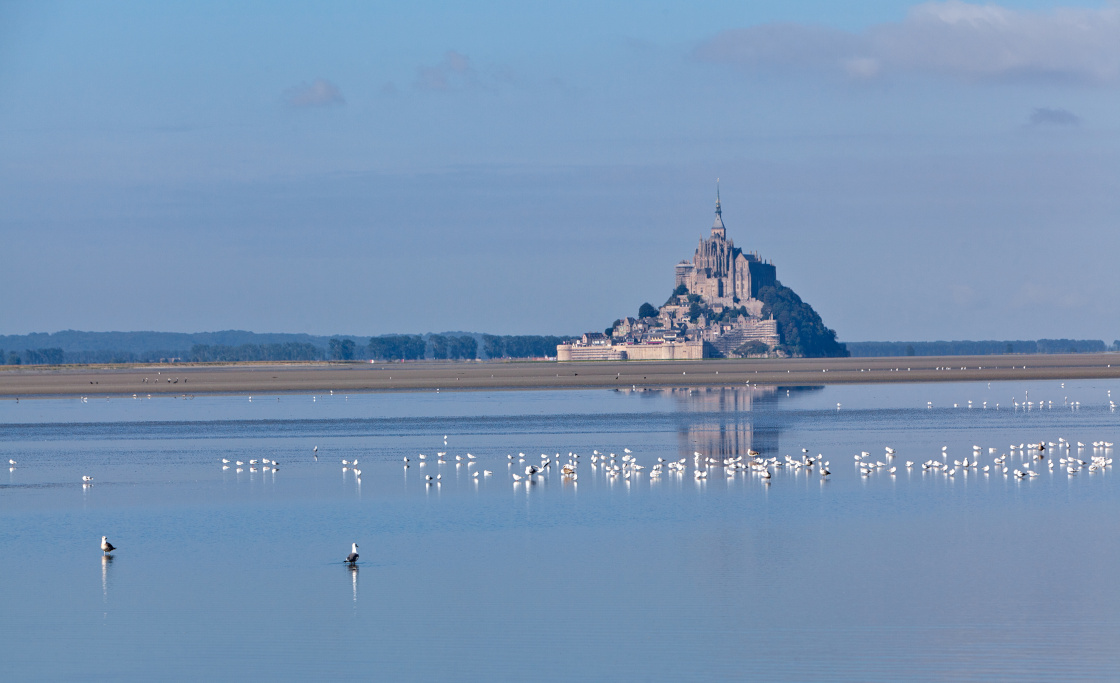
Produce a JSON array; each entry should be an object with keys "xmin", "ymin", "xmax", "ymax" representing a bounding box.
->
[{"xmin": 2, "ymin": 1, "xmax": 1118, "ymax": 341}]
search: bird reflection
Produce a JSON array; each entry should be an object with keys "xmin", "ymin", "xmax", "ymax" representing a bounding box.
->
[
  {"xmin": 348, "ymin": 564, "xmax": 359, "ymax": 604},
  {"xmin": 101, "ymin": 554, "xmax": 114, "ymax": 602}
]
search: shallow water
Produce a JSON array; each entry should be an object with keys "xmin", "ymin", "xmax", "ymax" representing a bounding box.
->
[{"xmin": 2, "ymin": 380, "xmax": 1119, "ymax": 681}]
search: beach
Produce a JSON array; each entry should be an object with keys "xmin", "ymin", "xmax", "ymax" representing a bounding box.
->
[{"xmin": 1, "ymin": 353, "xmax": 1118, "ymax": 397}]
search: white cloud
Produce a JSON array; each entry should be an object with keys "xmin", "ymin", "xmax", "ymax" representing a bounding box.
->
[
  {"xmin": 950, "ymin": 284, "xmax": 980, "ymax": 307},
  {"xmin": 283, "ymin": 79, "xmax": 345, "ymax": 107},
  {"xmin": 1012, "ymin": 281, "xmax": 1086, "ymax": 310},
  {"xmin": 415, "ymin": 50, "xmax": 476, "ymax": 90},
  {"xmin": 1029, "ymin": 106, "xmax": 1081, "ymax": 125},
  {"xmin": 696, "ymin": 2, "xmax": 1120, "ymax": 85}
]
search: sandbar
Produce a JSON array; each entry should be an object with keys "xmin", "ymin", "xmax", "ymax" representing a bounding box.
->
[{"xmin": 1, "ymin": 354, "xmax": 1119, "ymax": 398}]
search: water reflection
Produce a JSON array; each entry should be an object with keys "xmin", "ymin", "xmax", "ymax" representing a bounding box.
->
[
  {"xmin": 348, "ymin": 565, "xmax": 359, "ymax": 605},
  {"xmin": 101, "ymin": 554, "xmax": 113, "ymax": 603},
  {"xmin": 662, "ymin": 386, "xmax": 821, "ymax": 459}
]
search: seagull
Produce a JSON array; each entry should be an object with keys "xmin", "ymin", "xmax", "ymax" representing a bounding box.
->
[
  {"xmin": 345, "ymin": 543, "xmax": 359, "ymax": 565},
  {"xmin": 82, "ymin": 475, "xmax": 93, "ymax": 482},
  {"xmin": 8, "ymin": 459, "xmax": 16, "ymax": 465},
  {"xmin": 101, "ymin": 536, "xmax": 116, "ymax": 555}
]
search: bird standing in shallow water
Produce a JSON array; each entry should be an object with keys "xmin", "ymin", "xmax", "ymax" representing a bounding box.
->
[
  {"xmin": 345, "ymin": 543, "xmax": 359, "ymax": 565},
  {"xmin": 101, "ymin": 536, "xmax": 116, "ymax": 555}
]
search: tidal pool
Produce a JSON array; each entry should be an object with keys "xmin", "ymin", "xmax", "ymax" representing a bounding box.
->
[{"xmin": 2, "ymin": 380, "xmax": 1118, "ymax": 681}]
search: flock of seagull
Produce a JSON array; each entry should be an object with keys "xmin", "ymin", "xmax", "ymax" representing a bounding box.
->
[
  {"xmin": 23, "ymin": 387, "xmax": 1114, "ymax": 565},
  {"xmin": 854, "ymin": 439, "xmax": 1115, "ymax": 479},
  {"xmin": 77, "ymin": 427, "xmax": 1120, "ymax": 564},
  {"xmin": 396, "ymin": 435, "xmax": 1116, "ymax": 490},
  {"xmin": 219, "ymin": 457, "xmax": 281, "ymax": 474}
]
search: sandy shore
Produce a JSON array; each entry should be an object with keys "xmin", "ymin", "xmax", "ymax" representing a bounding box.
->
[{"xmin": 1, "ymin": 354, "xmax": 1119, "ymax": 398}]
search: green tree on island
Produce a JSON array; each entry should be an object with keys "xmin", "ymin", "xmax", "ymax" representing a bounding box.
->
[
  {"xmin": 734, "ymin": 340, "xmax": 771, "ymax": 357},
  {"xmin": 757, "ymin": 283, "xmax": 848, "ymax": 358}
]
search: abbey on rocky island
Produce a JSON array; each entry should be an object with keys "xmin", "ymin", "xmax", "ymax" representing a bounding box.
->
[{"xmin": 558, "ymin": 189, "xmax": 782, "ymax": 361}]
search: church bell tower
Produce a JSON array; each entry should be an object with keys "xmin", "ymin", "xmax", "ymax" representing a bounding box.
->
[{"xmin": 711, "ymin": 183, "xmax": 726, "ymax": 239}]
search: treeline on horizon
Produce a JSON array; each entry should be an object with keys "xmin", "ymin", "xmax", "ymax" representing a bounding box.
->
[
  {"xmin": 846, "ymin": 339, "xmax": 1120, "ymax": 357},
  {"xmin": 0, "ymin": 333, "xmax": 570, "ymax": 365},
  {"xmin": 362, "ymin": 334, "xmax": 567, "ymax": 361},
  {"xmin": 3, "ymin": 331, "xmax": 1118, "ymax": 366}
]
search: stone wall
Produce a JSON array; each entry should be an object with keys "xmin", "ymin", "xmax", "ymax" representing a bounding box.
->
[{"xmin": 557, "ymin": 340, "xmax": 703, "ymax": 361}]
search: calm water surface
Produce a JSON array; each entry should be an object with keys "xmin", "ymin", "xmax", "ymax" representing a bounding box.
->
[{"xmin": 2, "ymin": 380, "xmax": 1119, "ymax": 681}]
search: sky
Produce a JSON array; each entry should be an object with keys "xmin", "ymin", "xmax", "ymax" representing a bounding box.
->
[{"xmin": 1, "ymin": 0, "xmax": 1118, "ymax": 342}]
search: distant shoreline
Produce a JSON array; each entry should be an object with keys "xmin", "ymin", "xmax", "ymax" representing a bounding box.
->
[{"xmin": 1, "ymin": 353, "xmax": 1119, "ymax": 398}]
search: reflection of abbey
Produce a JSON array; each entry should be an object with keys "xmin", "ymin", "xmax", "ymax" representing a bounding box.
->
[{"xmin": 558, "ymin": 190, "xmax": 782, "ymax": 361}]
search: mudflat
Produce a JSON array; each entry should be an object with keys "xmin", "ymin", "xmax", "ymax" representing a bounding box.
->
[{"xmin": 1, "ymin": 354, "xmax": 1119, "ymax": 397}]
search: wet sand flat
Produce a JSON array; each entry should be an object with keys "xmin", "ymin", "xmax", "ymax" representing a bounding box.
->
[{"xmin": 1, "ymin": 353, "xmax": 1119, "ymax": 397}]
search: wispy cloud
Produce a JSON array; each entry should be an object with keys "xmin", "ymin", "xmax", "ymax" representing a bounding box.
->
[
  {"xmin": 696, "ymin": 2, "xmax": 1120, "ymax": 85},
  {"xmin": 283, "ymin": 78, "xmax": 346, "ymax": 107},
  {"xmin": 415, "ymin": 50, "xmax": 476, "ymax": 91},
  {"xmin": 1012, "ymin": 281, "xmax": 1086, "ymax": 310},
  {"xmin": 1028, "ymin": 107, "xmax": 1080, "ymax": 125}
]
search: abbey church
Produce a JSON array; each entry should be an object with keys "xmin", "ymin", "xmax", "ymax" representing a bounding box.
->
[{"xmin": 674, "ymin": 189, "xmax": 776, "ymax": 310}]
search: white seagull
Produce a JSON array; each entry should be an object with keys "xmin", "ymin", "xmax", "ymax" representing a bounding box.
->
[{"xmin": 101, "ymin": 536, "xmax": 116, "ymax": 555}]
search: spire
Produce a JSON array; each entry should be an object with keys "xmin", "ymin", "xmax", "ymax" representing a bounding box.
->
[{"xmin": 712, "ymin": 179, "xmax": 725, "ymax": 236}]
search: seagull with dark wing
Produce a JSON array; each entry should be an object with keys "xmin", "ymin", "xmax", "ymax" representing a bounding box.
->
[
  {"xmin": 101, "ymin": 536, "xmax": 116, "ymax": 555},
  {"xmin": 345, "ymin": 543, "xmax": 359, "ymax": 565}
]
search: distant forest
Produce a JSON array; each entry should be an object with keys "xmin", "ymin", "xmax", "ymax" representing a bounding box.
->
[
  {"xmin": 1, "ymin": 330, "xmax": 1117, "ymax": 365},
  {"xmin": 846, "ymin": 339, "xmax": 1119, "ymax": 357},
  {"xmin": 0, "ymin": 330, "xmax": 571, "ymax": 365}
]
